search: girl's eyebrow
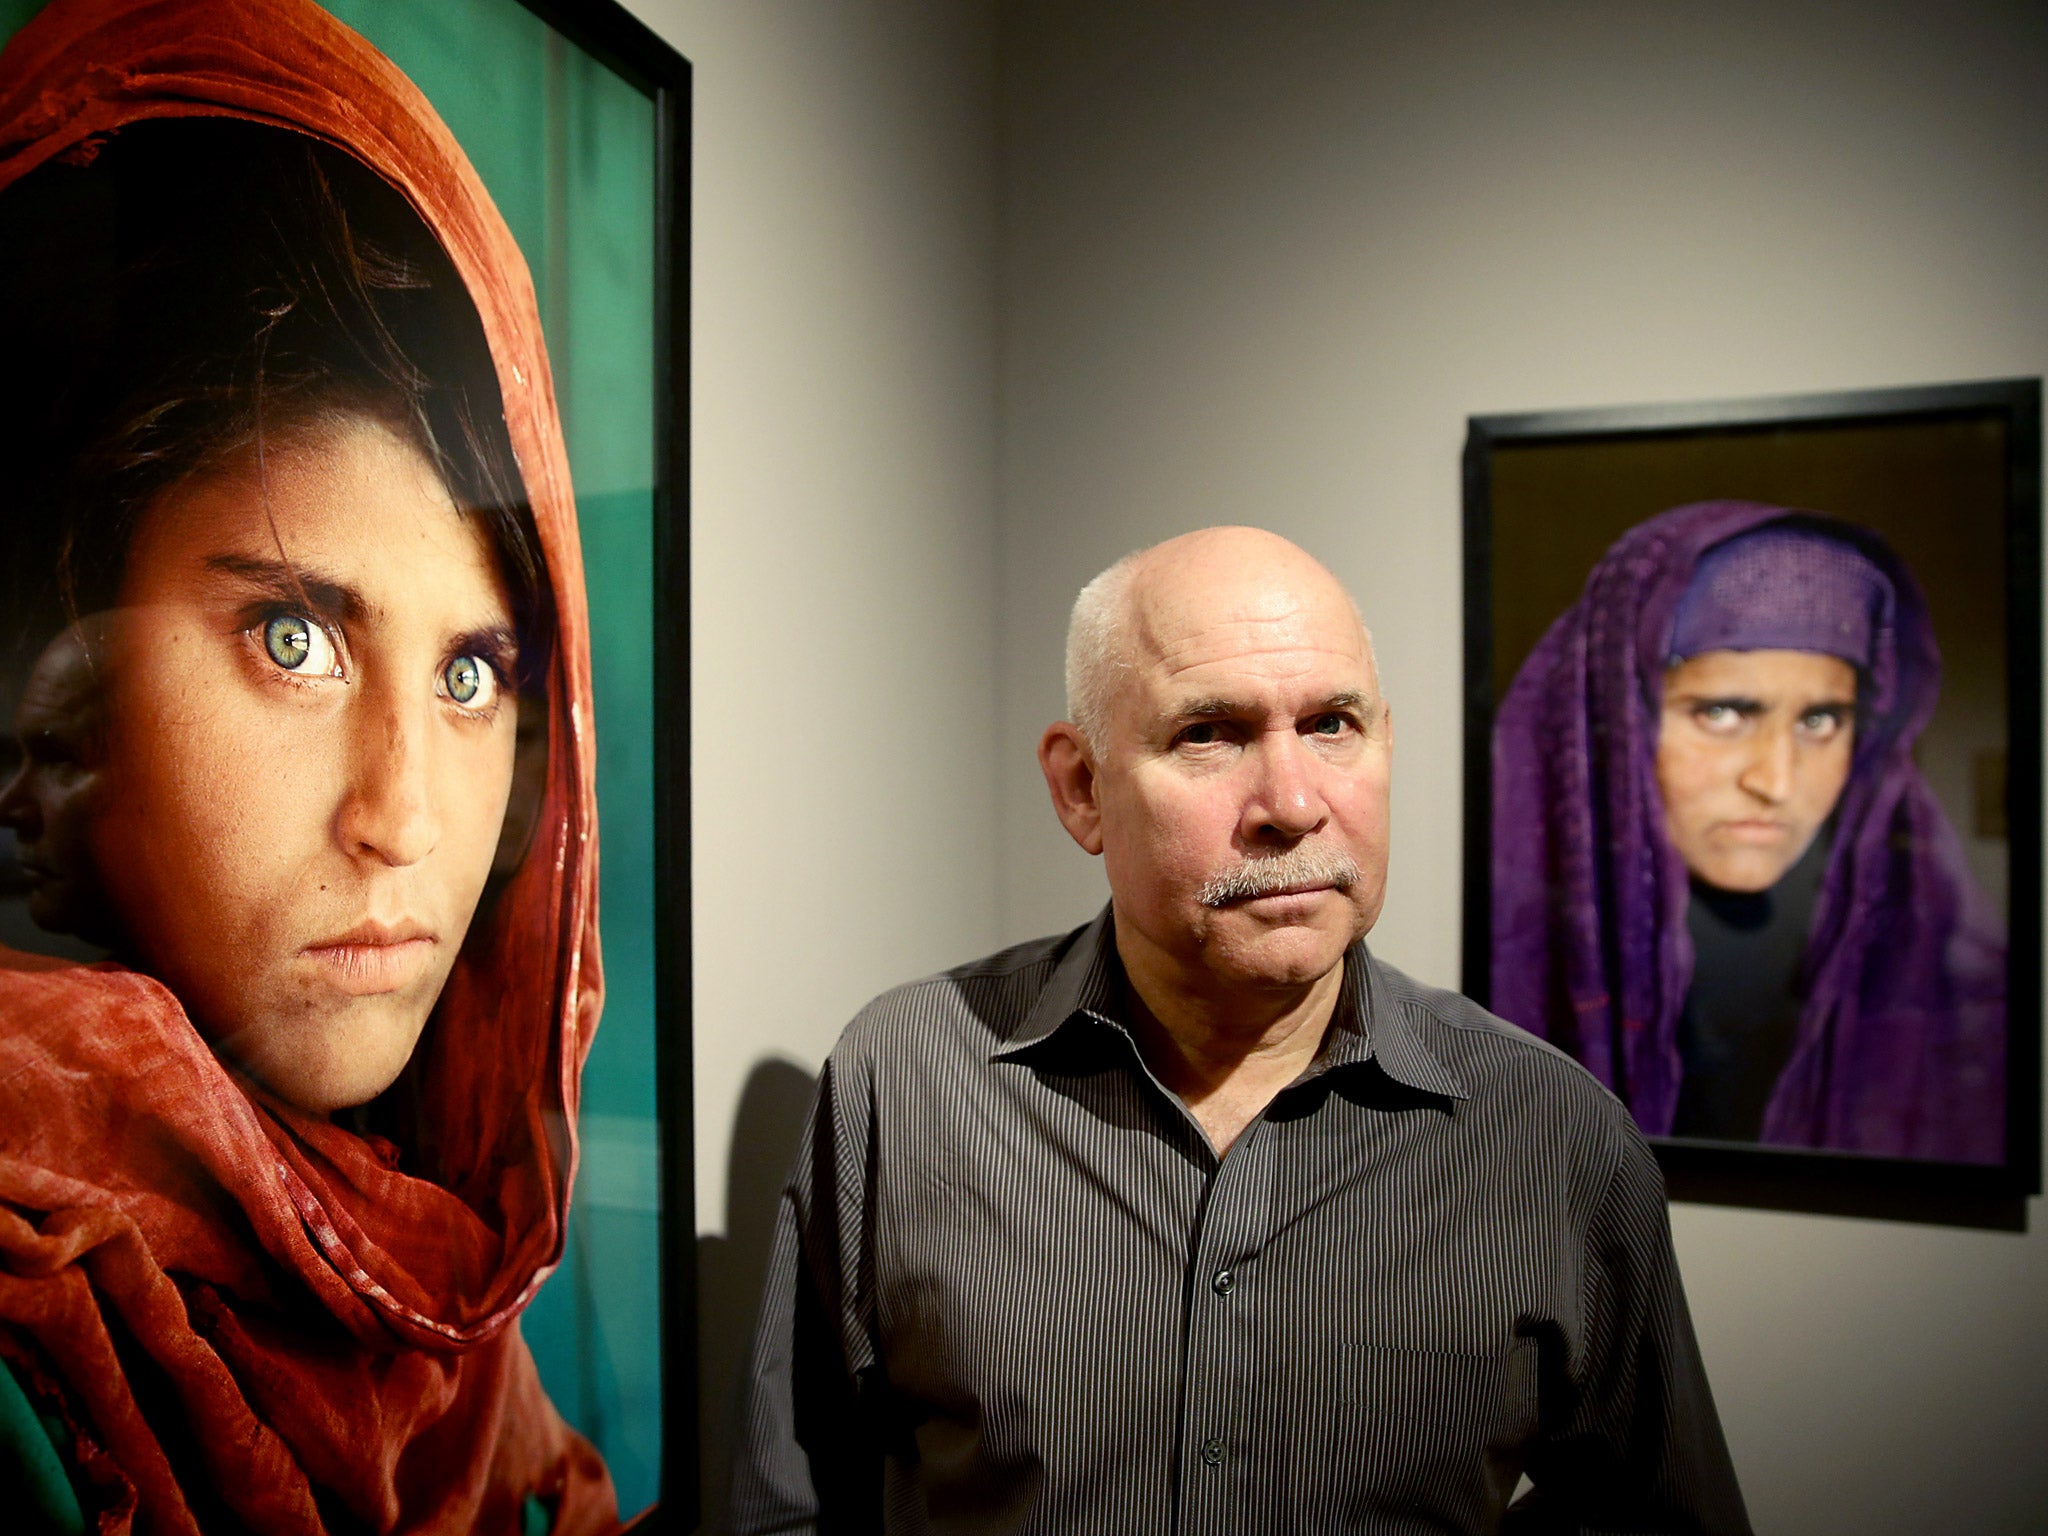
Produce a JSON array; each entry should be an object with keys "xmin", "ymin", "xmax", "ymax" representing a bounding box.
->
[
  {"xmin": 455, "ymin": 623, "xmax": 521, "ymax": 666},
  {"xmin": 1676, "ymin": 694, "xmax": 1765, "ymax": 714},
  {"xmin": 204, "ymin": 552, "xmax": 367, "ymax": 625}
]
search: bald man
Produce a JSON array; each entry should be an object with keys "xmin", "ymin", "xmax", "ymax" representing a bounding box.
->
[
  {"xmin": 0, "ymin": 622, "xmax": 115, "ymax": 947},
  {"xmin": 732, "ymin": 529, "xmax": 1749, "ymax": 1535}
]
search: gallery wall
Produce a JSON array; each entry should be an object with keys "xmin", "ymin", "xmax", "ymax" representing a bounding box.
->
[
  {"xmin": 620, "ymin": 0, "xmax": 2046, "ymax": 1527},
  {"xmin": 616, "ymin": 0, "xmax": 1002, "ymax": 1521},
  {"xmin": 992, "ymin": 2, "xmax": 2048, "ymax": 1531}
]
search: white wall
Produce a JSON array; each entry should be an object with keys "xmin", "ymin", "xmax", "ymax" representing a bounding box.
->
[
  {"xmin": 994, "ymin": 2, "xmax": 2048, "ymax": 1531},
  {"xmin": 616, "ymin": 0, "xmax": 2046, "ymax": 1526},
  {"xmin": 616, "ymin": 0, "xmax": 1001, "ymax": 1522}
]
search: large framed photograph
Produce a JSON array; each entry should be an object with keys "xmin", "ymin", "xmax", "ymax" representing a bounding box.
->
[
  {"xmin": 1463, "ymin": 380, "xmax": 2041, "ymax": 1227},
  {"xmin": 0, "ymin": 0, "xmax": 691, "ymax": 1528}
]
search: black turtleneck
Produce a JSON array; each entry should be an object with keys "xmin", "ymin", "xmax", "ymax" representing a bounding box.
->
[{"xmin": 1670, "ymin": 830, "xmax": 1830, "ymax": 1141}]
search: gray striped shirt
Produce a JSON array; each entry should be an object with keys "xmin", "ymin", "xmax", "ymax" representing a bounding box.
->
[{"xmin": 732, "ymin": 908, "xmax": 1749, "ymax": 1534}]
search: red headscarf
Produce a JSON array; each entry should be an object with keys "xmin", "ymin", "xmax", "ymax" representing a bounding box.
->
[{"xmin": 0, "ymin": 0, "xmax": 616, "ymax": 1529}]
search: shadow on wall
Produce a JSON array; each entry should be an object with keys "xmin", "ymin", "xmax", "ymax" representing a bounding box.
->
[{"xmin": 696, "ymin": 1056, "xmax": 819, "ymax": 1534}]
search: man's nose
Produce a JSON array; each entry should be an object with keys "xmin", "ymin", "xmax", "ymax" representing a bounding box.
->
[
  {"xmin": 333, "ymin": 687, "xmax": 440, "ymax": 867},
  {"xmin": 0, "ymin": 764, "xmax": 39, "ymax": 838},
  {"xmin": 1241, "ymin": 733, "xmax": 1330, "ymax": 841},
  {"xmin": 1736, "ymin": 723, "xmax": 1796, "ymax": 805}
]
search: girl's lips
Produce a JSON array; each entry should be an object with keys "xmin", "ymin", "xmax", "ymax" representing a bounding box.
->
[
  {"xmin": 300, "ymin": 935, "xmax": 436, "ymax": 994},
  {"xmin": 1713, "ymin": 820, "xmax": 1793, "ymax": 843}
]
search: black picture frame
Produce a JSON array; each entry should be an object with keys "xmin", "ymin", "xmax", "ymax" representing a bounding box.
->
[
  {"xmin": 1462, "ymin": 379, "xmax": 2042, "ymax": 1228},
  {"xmin": 509, "ymin": 0, "xmax": 696, "ymax": 1520}
]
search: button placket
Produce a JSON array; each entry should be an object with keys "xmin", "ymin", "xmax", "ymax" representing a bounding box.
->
[{"xmin": 1173, "ymin": 1121, "xmax": 1273, "ymax": 1535}]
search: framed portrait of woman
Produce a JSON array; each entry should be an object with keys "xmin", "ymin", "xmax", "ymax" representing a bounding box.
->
[
  {"xmin": 0, "ymin": 0, "xmax": 691, "ymax": 1529},
  {"xmin": 1463, "ymin": 379, "xmax": 2041, "ymax": 1228}
]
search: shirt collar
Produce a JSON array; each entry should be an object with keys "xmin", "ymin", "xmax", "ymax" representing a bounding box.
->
[
  {"xmin": 995, "ymin": 904, "xmax": 1468, "ymax": 1102},
  {"xmin": 997, "ymin": 904, "xmax": 1124, "ymax": 1054}
]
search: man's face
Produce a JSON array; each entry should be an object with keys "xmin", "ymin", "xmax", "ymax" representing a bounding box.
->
[
  {"xmin": 89, "ymin": 414, "xmax": 521, "ymax": 1114},
  {"xmin": 1655, "ymin": 648, "xmax": 1857, "ymax": 893},
  {"xmin": 1086, "ymin": 553, "xmax": 1391, "ymax": 1001},
  {"xmin": 0, "ymin": 627, "xmax": 111, "ymax": 939}
]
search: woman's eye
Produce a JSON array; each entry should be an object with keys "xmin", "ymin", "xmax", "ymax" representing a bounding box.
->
[
  {"xmin": 1799, "ymin": 709, "xmax": 1846, "ymax": 741},
  {"xmin": 443, "ymin": 654, "xmax": 498, "ymax": 710},
  {"xmin": 261, "ymin": 612, "xmax": 339, "ymax": 676}
]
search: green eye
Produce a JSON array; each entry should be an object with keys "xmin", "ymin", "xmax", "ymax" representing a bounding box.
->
[
  {"xmin": 444, "ymin": 653, "xmax": 507, "ymax": 710},
  {"xmin": 263, "ymin": 613, "xmax": 319, "ymax": 671},
  {"xmin": 260, "ymin": 610, "xmax": 344, "ymax": 675},
  {"xmin": 445, "ymin": 655, "xmax": 484, "ymax": 705}
]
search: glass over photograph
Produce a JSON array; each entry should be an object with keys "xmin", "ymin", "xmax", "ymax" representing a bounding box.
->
[
  {"xmin": 0, "ymin": 0, "xmax": 674, "ymax": 1529},
  {"xmin": 1466, "ymin": 385, "xmax": 2039, "ymax": 1212},
  {"xmin": 1490, "ymin": 501, "xmax": 2005, "ymax": 1161},
  {"xmin": 1465, "ymin": 384, "xmax": 2039, "ymax": 1189}
]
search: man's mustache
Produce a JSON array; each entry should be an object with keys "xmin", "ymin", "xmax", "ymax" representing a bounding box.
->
[{"xmin": 1197, "ymin": 844, "xmax": 1360, "ymax": 908}]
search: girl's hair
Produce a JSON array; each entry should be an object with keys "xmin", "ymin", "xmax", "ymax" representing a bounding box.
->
[{"xmin": 0, "ymin": 117, "xmax": 551, "ymax": 688}]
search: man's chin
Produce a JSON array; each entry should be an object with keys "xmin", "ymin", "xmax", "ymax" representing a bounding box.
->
[
  {"xmin": 28, "ymin": 892, "xmax": 120, "ymax": 949},
  {"xmin": 1201, "ymin": 913, "xmax": 1355, "ymax": 990}
]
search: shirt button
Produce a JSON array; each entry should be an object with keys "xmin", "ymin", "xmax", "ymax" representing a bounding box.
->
[
  {"xmin": 1201, "ymin": 1437, "xmax": 1225, "ymax": 1467},
  {"xmin": 1212, "ymin": 1268, "xmax": 1235, "ymax": 1295}
]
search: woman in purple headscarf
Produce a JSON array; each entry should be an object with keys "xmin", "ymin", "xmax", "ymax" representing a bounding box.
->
[{"xmin": 1490, "ymin": 500, "xmax": 2005, "ymax": 1162}]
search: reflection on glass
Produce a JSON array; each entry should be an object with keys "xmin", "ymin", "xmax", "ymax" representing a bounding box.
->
[{"xmin": 0, "ymin": 620, "xmax": 113, "ymax": 947}]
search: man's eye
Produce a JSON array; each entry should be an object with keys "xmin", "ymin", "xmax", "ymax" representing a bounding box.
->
[
  {"xmin": 443, "ymin": 654, "xmax": 500, "ymax": 711},
  {"xmin": 1309, "ymin": 714, "xmax": 1348, "ymax": 736},
  {"xmin": 261, "ymin": 612, "xmax": 340, "ymax": 676},
  {"xmin": 23, "ymin": 731, "xmax": 82, "ymax": 768}
]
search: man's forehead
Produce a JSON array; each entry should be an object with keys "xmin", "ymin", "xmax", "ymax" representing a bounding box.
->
[
  {"xmin": 1130, "ymin": 577, "xmax": 1372, "ymax": 680},
  {"xmin": 1132, "ymin": 634, "xmax": 1377, "ymax": 741},
  {"xmin": 1086, "ymin": 526, "xmax": 1380, "ymax": 733},
  {"xmin": 19, "ymin": 641, "xmax": 99, "ymax": 715}
]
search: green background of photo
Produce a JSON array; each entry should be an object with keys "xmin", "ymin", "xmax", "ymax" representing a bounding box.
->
[{"xmin": 0, "ymin": 0, "xmax": 666, "ymax": 1515}]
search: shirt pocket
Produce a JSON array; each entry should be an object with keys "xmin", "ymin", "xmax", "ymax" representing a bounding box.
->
[
  {"xmin": 1286, "ymin": 1335, "xmax": 1531, "ymax": 1531},
  {"xmin": 1344, "ymin": 1340, "xmax": 1538, "ymax": 1435}
]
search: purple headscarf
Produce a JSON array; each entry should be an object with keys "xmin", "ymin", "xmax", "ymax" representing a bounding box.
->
[
  {"xmin": 1667, "ymin": 525, "xmax": 1894, "ymax": 677},
  {"xmin": 1490, "ymin": 500, "xmax": 2006, "ymax": 1161}
]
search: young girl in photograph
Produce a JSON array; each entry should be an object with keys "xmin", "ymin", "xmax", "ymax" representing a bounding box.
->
[
  {"xmin": 1492, "ymin": 499, "xmax": 2005, "ymax": 1162},
  {"xmin": 0, "ymin": 1, "xmax": 617, "ymax": 1530}
]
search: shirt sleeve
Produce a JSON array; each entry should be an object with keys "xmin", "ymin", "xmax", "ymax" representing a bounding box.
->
[
  {"xmin": 1508, "ymin": 1114, "xmax": 1754, "ymax": 1536},
  {"xmin": 728, "ymin": 1058, "xmax": 886, "ymax": 1536}
]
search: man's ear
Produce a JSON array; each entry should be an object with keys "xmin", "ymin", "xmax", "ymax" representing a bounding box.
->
[{"xmin": 1038, "ymin": 722, "xmax": 1105, "ymax": 856}]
